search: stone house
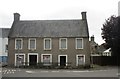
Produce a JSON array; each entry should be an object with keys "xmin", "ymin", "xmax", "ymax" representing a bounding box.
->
[{"xmin": 8, "ymin": 12, "xmax": 90, "ymax": 68}]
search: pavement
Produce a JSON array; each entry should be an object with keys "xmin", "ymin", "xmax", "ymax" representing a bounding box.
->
[
  {"xmin": 1, "ymin": 66, "xmax": 119, "ymax": 77},
  {"xmin": 1, "ymin": 68, "xmax": 21, "ymax": 75}
]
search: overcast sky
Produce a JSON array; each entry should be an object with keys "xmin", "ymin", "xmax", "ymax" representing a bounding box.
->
[{"xmin": 0, "ymin": 0, "xmax": 119, "ymax": 45}]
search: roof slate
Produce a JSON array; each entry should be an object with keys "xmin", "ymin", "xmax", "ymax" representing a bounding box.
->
[
  {"xmin": 0, "ymin": 28, "xmax": 10, "ymax": 38},
  {"xmin": 9, "ymin": 19, "xmax": 89, "ymax": 38}
]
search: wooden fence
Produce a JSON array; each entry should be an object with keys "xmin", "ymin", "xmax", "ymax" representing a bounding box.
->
[{"xmin": 90, "ymin": 56, "xmax": 118, "ymax": 66}]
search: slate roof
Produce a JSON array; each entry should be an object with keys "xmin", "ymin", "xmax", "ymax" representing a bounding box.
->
[
  {"xmin": 9, "ymin": 19, "xmax": 89, "ymax": 38},
  {"xmin": 0, "ymin": 28, "xmax": 10, "ymax": 38}
]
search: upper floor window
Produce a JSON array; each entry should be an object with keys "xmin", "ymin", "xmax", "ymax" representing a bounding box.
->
[
  {"xmin": 44, "ymin": 38, "xmax": 52, "ymax": 50},
  {"xmin": 28, "ymin": 38, "xmax": 36, "ymax": 50},
  {"xmin": 76, "ymin": 38, "xmax": 83, "ymax": 49},
  {"xmin": 59, "ymin": 38, "xmax": 67, "ymax": 49},
  {"xmin": 15, "ymin": 38, "xmax": 23, "ymax": 50}
]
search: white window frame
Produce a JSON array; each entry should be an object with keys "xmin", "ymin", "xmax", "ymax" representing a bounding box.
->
[
  {"xmin": 15, "ymin": 38, "xmax": 23, "ymax": 50},
  {"xmin": 76, "ymin": 54, "xmax": 85, "ymax": 66},
  {"xmin": 58, "ymin": 55, "xmax": 68, "ymax": 66},
  {"xmin": 41, "ymin": 54, "xmax": 52, "ymax": 65},
  {"xmin": 75, "ymin": 38, "xmax": 83, "ymax": 49},
  {"xmin": 59, "ymin": 38, "xmax": 67, "ymax": 49},
  {"xmin": 27, "ymin": 53, "xmax": 38, "ymax": 66},
  {"xmin": 15, "ymin": 53, "xmax": 25, "ymax": 66},
  {"xmin": 28, "ymin": 38, "xmax": 36, "ymax": 50},
  {"xmin": 44, "ymin": 38, "xmax": 52, "ymax": 50}
]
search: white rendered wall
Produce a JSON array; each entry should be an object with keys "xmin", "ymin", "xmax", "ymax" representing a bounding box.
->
[
  {"xmin": 0, "ymin": 28, "xmax": 2, "ymax": 56},
  {"xmin": 0, "ymin": 28, "xmax": 8, "ymax": 56},
  {"xmin": 0, "ymin": 38, "xmax": 2, "ymax": 56},
  {"xmin": 2, "ymin": 38, "xmax": 8, "ymax": 56}
]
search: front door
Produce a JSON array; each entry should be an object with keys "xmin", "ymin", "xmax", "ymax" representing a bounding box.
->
[
  {"xmin": 60, "ymin": 56, "xmax": 66, "ymax": 66},
  {"xmin": 29, "ymin": 55, "xmax": 37, "ymax": 66}
]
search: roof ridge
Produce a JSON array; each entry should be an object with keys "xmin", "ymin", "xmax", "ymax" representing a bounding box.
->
[{"xmin": 20, "ymin": 19, "xmax": 82, "ymax": 22}]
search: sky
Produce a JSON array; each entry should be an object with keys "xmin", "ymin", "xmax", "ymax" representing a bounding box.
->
[{"xmin": 0, "ymin": 0, "xmax": 119, "ymax": 45}]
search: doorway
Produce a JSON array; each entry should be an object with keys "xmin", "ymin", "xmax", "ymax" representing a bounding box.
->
[
  {"xmin": 29, "ymin": 55, "xmax": 37, "ymax": 66},
  {"xmin": 28, "ymin": 53, "xmax": 38, "ymax": 66},
  {"xmin": 60, "ymin": 56, "xmax": 66, "ymax": 66},
  {"xmin": 58, "ymin": 55, "xmax": 67, "ymax": 66}
]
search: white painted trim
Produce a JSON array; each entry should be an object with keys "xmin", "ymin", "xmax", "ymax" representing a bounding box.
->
[
  {"xmin": 58, "ymin": 55, "xmax": 68, "ymax": 66},
  {"xmin": 59, "ymin": 38, "xmax": 67, "ymax": 50},
  {"xmin": 27, "ymin": 53, "xmax": 38, "ymax": 66},
  {"xmin": 44, "ymin": 38, "xmax": 52, "ymax": 50},
  {"xmin": 15, "ymin": 53, "xmax": 25, "ymax": 66},
  {"xmin": 28, "ymin": 38, "xmax": 36, "ymax": 50},
  {"xmin": 75, "ymin": 38, "xmax": 83, "ymax": 49},
  {"xmin": 41, "ymin": 54, "xmax": 52, "ymax": 64},
  {"xmin": 15, "ymin": 38, "xmax": 23, "ymax": 50},
  {"xmin": 76, "ymin": 54, "xmax": 85, "ymax": 66}
]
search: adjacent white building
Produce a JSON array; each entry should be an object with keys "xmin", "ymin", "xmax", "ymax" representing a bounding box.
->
[
  {"xmin": 0, "ymin": 28, "xmax": 10, "ymax": 65},
  {"xmin": 102, "ymin": 48, "xmax": 111, "ymax": 56},
  {"xmin": 118, "ymin": 1, "xmax": 120, "ymax": 16}
]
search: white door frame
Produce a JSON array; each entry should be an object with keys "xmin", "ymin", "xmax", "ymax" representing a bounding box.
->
[
  {"xmin": 58, "ymin": 55, "xmax": 68, "ymax": 66},
  {"xmin": 76, "ymin": 54, "xmax": 85, "ymax": 66},
  {"xmin": 15, "ymin": 53, "xmax": 25, "ymax": 66},
  {"xmin": 28, "ymin": 53, "xmax": 38, "ymax": 66}
]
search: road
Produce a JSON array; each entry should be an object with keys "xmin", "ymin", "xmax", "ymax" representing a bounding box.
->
[{"xmin": 1, "ymin": 67, "xmax": 119, "ymax": 77}]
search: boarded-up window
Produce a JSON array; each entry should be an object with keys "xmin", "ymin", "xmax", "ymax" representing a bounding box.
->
[
  {"xmin": 42, "ymin": 54, "xmax": 52, "ymax": 66},
  {"xmin": 78, "ymin": 56, "xmax": 84, "ymax": 65},
  {"xmin": 15, "ymin": 54, "xmax": 25, "ymax": 66}
]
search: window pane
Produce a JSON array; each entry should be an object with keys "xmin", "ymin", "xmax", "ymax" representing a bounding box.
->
[
  {"xmin": 78, "ymin": 56, "xmax": 84, "ymax": 65},
  {"xmin": 43, "ymin": 55, "xmax": 50, "ymax": 64},
  {"xmin": 61, "ymin": 39, "xmax": 66, "ymax": 49},
  {"xmin": 16, "ymin": 55, "xmax": 24, "ymax": 66},
  {"xmin": 77, "ymin": 39, "xmax": 82, "ymax": 49},
  {"xmin": 30, "ymin": 39, "xmax": 35, "ymax": 49},
  {"xmin": 16, "ymin": 40, "xmax": 22, "ymax": 49},
  {"xmin": 45, "ymin": 39, "xmax": 50, "ymax": 49}
]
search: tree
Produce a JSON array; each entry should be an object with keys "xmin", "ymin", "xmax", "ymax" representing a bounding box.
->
[{"xmin": 101, "ymin": 15, "xmax": 120, "ymax": 57}]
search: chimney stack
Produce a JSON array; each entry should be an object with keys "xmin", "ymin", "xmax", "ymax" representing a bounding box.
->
[
  {"xmin": 81, "ymin": 12, "xmax": 87, "ymax": 20},
  {"xmin": 14, "ymin": 13, "xmax": 20, "ymax": 22},
  {"xmin": 91, "ymin": 35, "xmax": 94, "ymax": 42}
]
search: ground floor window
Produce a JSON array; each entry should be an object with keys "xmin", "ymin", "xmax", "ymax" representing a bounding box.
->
[
  {"xmin": 41, "ymin": 54, "xmax": 52, "ymax": 66},
  {"xmin": 76, "ymin": 54, "xmax": 85, "ymax": 66},
  {"xmin": 14, "ymin": 53, "xmax": 86, "ymax": 67},
  {"xmin": 15, "ymin": 53, "xmax": 25, "ymax": 66}
]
